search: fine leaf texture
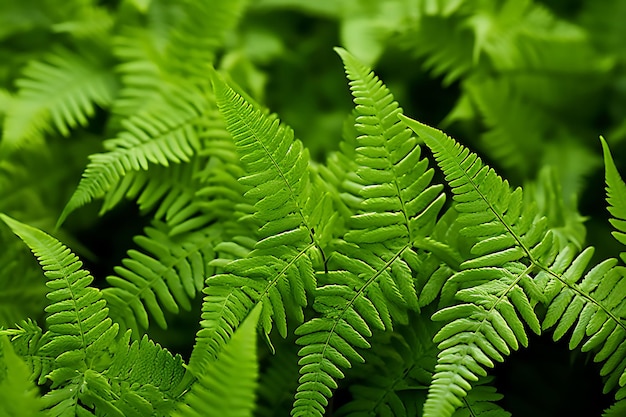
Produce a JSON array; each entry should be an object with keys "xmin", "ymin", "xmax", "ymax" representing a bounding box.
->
[{"xmin": 58, "ymin": 84, "xmax": 207, "ymax": 226}]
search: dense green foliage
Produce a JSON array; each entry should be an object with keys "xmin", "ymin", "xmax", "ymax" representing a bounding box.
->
[{"xmin": 2, "ymin": 0, "xmax": 626, "ymax": 416}]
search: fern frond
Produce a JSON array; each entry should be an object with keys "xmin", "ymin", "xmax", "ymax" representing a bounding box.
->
[
  {"xmin": 163, "ymin": 0, "xmax": 247, "ymax": 79},
  {"xmin": 58, "ymin": 84, "xmax": 208, "ymax": 226},
  {"xmin": 455, "ymin": 379, "xmax": 510, "ymax": 417},
  {"xmin": 541, "ymin": 251, "xmax": 626, "ymax": 394},
  {"xmin": 399, "ymin": 116, "xmax": 550, "ymax": 417},
  {"xmin": 464, "ymin": 78, "xmax": 547, "ymax": 179},
  {"xmin": 601, "ymin": 137, "xmax": 626, "ymax": 263},
  {"xmin": 2, "ymin": 47, "xmax": 116, "ymax": 152},
  {"xmin": 99, "ymin": 111, "xmax": 245, "ymax": 236},
  {"xmin": 0, "ymin": 335, "xmax": 45, "ymax": 417},
  {"xmin": 536, "ymin": 142, "xmax": 626, "ymax": 400},
  {"xmin": 104, "ymin": 330, "xmax": 187, "ymax": 416},
  {"xmin": 292, "ymin": 50, "xmax": 446, "ymax": 417},
  {"xmin": 103, "ymin": 221, "xmax": 216, "ymax": 335},
  {"xmin": 187, "ymin": 71, "xmax": 324, "ymax": 375},
  {"xmin": 604, "ymin": 399, "xmax": 626, "ymax": 417},
  {"xmin": 398, "ymin": 14, "xmax": 474, "ymax": 84},
  {"xmin": 0, "ymin": 214, "xmax": 120, "ymax": 415},
  {"xmin": 175, "ymin": 304, "xmax": 261, "ymax": 417},
  {"xmin": 6, "ymin": 319, "xmax": 53, "ymax": 385},
  {"xmin": 334, "ymin": 314, "xmax": 439, "ymax": 417}
]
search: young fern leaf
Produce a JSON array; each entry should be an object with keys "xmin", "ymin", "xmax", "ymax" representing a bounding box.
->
[
  {"xmin": 2, "ymin": 47, "xmax": 116, "ymax": 153},
  {"xmin": 399, "ymin": 116, "xmax": 547, "ymax": 417},
  {"xmin": 187, "ymin": 71, "xmax": 322, "ymax": 374},
  {"xmin": 0, "ymin": 214, "xmax": 120, "ymax": 416},
  {"xmin": 175, "ymin": 304, "xmax": 261, "ymax": 417},
  {"xmin": 601, "ymin": 137, "xmax": 626, "ymax": 263},
  {"xmin": 291, "ymin": 49, "xmax": 446, "ymax": 417},
  {"xmin": 58, "ymin": 84, "xmax": 208, "ymax": 226}
]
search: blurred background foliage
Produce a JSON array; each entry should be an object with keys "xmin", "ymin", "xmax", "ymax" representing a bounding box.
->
[{"xmin": 0, "ymin": 0, "xmax": 625, "ymax": 415}]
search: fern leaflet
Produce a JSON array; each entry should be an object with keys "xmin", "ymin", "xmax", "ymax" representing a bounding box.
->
[{"xmin": 58, "ymin": 84, "xmax": 208, "ymax": 226}]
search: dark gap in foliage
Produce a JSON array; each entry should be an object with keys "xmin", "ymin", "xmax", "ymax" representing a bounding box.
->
[
  {"xmin": 536, "ymin": 0, "xmax": 585, "ymax": 20},
  {"xmin": 250, "ymin": 10, "xmax": 353, "ymax": 162},
  {"xmin": 375, "ymin": 47, "xmax": 461, "ymax": 132},
  {"xmin": 493, "ymin": 331, "xmax": 611, "ymax": 416},
  {"xmin": 74, "ymin": 201, "xmax": 148, "ymax": 288}
]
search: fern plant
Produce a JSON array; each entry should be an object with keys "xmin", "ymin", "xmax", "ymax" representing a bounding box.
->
[{"xmin": 3, "ymin": 1, "xmax": 626, "ymax": 416}]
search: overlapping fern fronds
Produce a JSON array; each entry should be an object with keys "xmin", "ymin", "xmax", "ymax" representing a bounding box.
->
[
  {"xmin": 103, "ymin": 221, "xmax": 217, "ymax": 336},
  {"xmin": 58, "ymin": 83, "xmax": 209, "ymax": 226},
  {"xmin": 187, "ymin": 69, "xmax": 326, "ymax": 375},
  {"xmin": 291, "ymin": 49, "xmax": 446, "ymax": 417},
  {"xmin": 536, "ymin": 139, "xmax": 626, "ymax": 410},
  {"xmin": 104, "ymin": 331, "xmax": 188, "ymax": 416},
  {"xmin": 2, "ymin": 47, "xmax": 117, "ymax": 153},
  {"xmin": 399, "ymin": 115, "xmax": 551, "ymax": 417}
]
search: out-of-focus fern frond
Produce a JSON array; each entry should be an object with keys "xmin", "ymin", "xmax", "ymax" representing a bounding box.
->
[
  {"xmin": 2, "ymin": 47, "xmax": 117, "ymax": 152},
  {"xmin": 58, "ymin": 84, "xmax": 208, "ymax": 226},
  {"xmin": 0, "ymin": 335, "xmax": 45, "ymax": 417}
]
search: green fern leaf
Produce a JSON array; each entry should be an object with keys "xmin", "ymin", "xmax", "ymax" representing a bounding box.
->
[
  {"xmin": 175, "ymin": 304, "xmax": 261, "ymax": 417},
  {"xmin": 601, "ymin": 137, "xmax": 626, "ymax": 263},
  {"xmin": 58, "ymin": 85, "xmax": 208, "ymax": 226},
  {"xmin": 105, "ymin": 330, "xmax": 188, "ymax": 416},
  {"xmin": 103, "ymin": 221, "xmax": 216, "ymax": 335},
  {"xmin": 0, "ymin": 214, "xmax": 120, "ymax": 416},
  {"xmin": 5, "ymin": 319, "xmax": 53, "ymax": 385},
  {"xmin": 399, "ymin": 115, "xmax": 550, "ymax": 417},
  {"xmin": 455, "ymin": 380, "xmax": 510, "ymax": 417},
  {"xmin": 2, "ymin": 47, "xmax": 116, "ymax": 152},
  {"xmin": 188, "ymin": 70, "xmax": 324, "ymax": 375},
  {"xmin": 292, "ymin": 50, "xmax": 446, "ymax": 417},
  {"xmin": 537, "ymin": 141, "xmax": 626, "ymax": 398}
]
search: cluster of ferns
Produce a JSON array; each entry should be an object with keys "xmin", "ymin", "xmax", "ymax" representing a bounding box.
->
[{"xmin": 2, "ymin": 1, "xmax": 626, "ymax": 416}]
